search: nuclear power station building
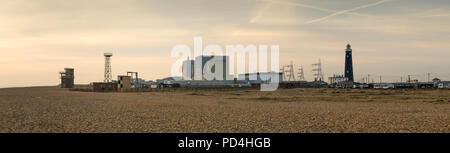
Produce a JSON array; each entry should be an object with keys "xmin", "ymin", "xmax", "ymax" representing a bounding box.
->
[{"xmin": 182, "ymin": 56, "xmax": 231, "ymax": 80}]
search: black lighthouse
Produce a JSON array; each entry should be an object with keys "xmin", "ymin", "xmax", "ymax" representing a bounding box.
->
[{"xmin": 345, "ymin": 44, "xmax": 354, "ymax": 82}]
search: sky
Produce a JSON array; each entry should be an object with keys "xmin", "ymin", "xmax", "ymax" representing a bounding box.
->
[{"xmin": 1, "ymin": 0, "xmax": 450, "ymax": 87}]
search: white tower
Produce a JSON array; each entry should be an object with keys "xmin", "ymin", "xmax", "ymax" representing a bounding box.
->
[{"xmin": 104, "ymin": 53, "xmax": 113, "ymax": 82}]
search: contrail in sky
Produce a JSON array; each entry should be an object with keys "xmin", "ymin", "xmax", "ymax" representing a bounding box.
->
[
  {"xmin": 259, "ymin": 0, "xmax": 336, "ymax": 13},
  {"xmin": 251, "ymin": 0, "xmax": 377, "ymax": 24},
  {"xmin": 304, "ymin": 0, "xmax": 392, "ymax": 25},
  {"xmin": 250, "ymin": 2, "xmax": 274, "ymax": 23}
]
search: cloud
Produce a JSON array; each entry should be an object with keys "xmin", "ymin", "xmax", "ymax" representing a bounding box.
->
[
  {"xmin": 421, "ymin": 14, "xmax": 450, "ymax": 18},
  {"xmin": 408, "ymin": 8, "xmax": 450, "ymax": 18},
  {"xmin": 250, "ymin": 1, "xmax": 274, "ymax": 23}
]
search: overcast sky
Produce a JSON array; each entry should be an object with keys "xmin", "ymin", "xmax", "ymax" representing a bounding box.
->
[{"xmin": 1, "ymin": 0, "xmax": 449, "ymax": 87}]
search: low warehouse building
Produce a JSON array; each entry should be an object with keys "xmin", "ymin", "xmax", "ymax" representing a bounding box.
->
[
  {"xmin": 93, "ymin": 82, "xmax": 118, "ymax": 92},
  {"xmin": 438, "ymin": 81, "xmax": 450, "ymax": 89},
  {"xmin": 373, "ymin": 83, "xmax": 395, "ymax": 89},
  {"xmin": 393, "ymin": 83, "xmax": 415, "ymax": 89},
  {"xmin": 416, "ymin": 82, "xmax": 434, "ymax": 89}
]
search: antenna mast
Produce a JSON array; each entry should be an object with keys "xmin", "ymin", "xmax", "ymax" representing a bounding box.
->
[{"xmin": 104, "ymin": 53, "xmax": 113, "ymax": 82}]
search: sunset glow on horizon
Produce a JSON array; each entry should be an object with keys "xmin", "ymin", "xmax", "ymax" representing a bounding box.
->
[{"xmin": 1, "ymin": 0, "xmax": 449, "ymax": 87}]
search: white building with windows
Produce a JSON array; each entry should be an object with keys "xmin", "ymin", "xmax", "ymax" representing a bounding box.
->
[{"xmin": 438, "ymin": 81, "xmax": 450, "ymax": 89}]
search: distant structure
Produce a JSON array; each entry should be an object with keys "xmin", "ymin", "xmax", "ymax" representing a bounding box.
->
[
  {"xmin": 182, "ymin": 57, "xmax": 195, "ymax": 80},
  {"xmin": 328, "ymin": 74, "xmax": 346, "ymax": 84},
  {"xmin": 312, "ymin": 59, "xmax": 324, "ymax": 81},
  {"xmin": 60, "ymin": 68, "xmax": 74, "ymax": 88},
  {"xmin": 238, "ymin": 72, "xmax": 283, "ymax": 85},
  {"xmin": 280, "ymin": 61, "xmax": 296, "ymax": 81},
  {"xmin": 93, "ymin": 82, "xmax": 118, "ymax": 92},
  {"xmin": 297, "ymin": 65, "xmax": 305, "ymax": 81},
  {"xmin": 196, "ymin": 56, "xmax": 230, "ymax": 80},
  {"xmin": 182, "ymin": 56, "xmax": 231, "ymax": 80},
  {"xmin": 345, "ymin": 44, "xmax": 354, "ymax": 82},
  {"xmin": 118, "ymin": 75, "xmax": 132, "ymax": 92},
  {"xmin": 127, "ymin": 71, "xmax": 139, "ymax": 88},
  {"xmin": 328, "ymin": 74, "xmax": 354, "ymax": 88},
  {"xmin": 91, "ymin": 53, "xmax": 117, "ymax": 92},
  {"xmin": 104, "ymin": 53, "xmax": 113, "ymax": 82}
]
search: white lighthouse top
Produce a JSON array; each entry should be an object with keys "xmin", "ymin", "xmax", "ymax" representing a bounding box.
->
[{"xmin": 104, "ymin": 53, "xmax": 113, "ymax": 57}]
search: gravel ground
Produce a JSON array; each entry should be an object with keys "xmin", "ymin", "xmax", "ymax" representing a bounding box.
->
[{"xmin": 0, "ymin": 86, "xmax": 449, "ymax": 133}]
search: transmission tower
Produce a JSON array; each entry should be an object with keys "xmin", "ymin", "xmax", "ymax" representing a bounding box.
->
[
  {"xmin": 312, "ymin": 59, "xmax": 324, "ymax": 81},
  {"xmin": 104, "ymin": 53, "xmax": 113, "ymax": 82},
  {"xmin": 280, "ymin": 66, "xmax": 286, "ymax": 80},
  {"xmin": 427, "ymin": 72, "xmax": 438, "ymax": 82},
  {"xmin": 297, "ymin": 65, "xmax": 305, "ymax": 81},
  {"xmin": 287, "ymin": 61, "xmax": 296, "ymax": 81},
  {"xmin": 280, "ymin": 61, "xmax": 296, "ymax": 81}
]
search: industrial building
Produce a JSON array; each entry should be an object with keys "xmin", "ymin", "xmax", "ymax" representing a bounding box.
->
[
  {"xmin": 373, "ymin": 83, "xmax": 395, "ymax": 89},
  {"xmin": 176, "ymin": 80, "xmax": 235, "ymax": 88},
  {"xmin": 93, "ymin": 82, "xmax": 118, "ymax": 92},
  {"xmin": 393, "ymin": 83, "xmax": 415, "ymax": 89},
  {"xmin": 368, "ymin": 82, "xmax": 441, "ymax": 89},
  {"xmin": 416, "ymin": 82, "xmax": 434, "ymax": 89},
  {"xmin": 178, "ymin": 55, "xmax": 330, "ymax": 89},
  {"xmin": 328, "ymin": 75, "xmax": 347, "ymax": 85},
  {"xmin": 328, "ymin": 74, "xmax": 353, "ymax": 88},
  {"xmin": 237, "ymin": 72, "xmax": 283, "ymax": 84},
  {"xmin": 182, "ymin": 56, "xmax": 231, "ymax": 81},
  {"xmin": 179, "ymin": 56, "xmax": 287, "ymax": 88},
  {"xmin": 438, "ymin": 81, "xmax": 450, "ymax": 89},
  {"xmin": 60, "ymin": 68, "xmax": 74, "ymax": 88},
  {"xmin": 118, "ymin": 75, "xmax": 132, "ymax": 92},
  {"xmin": 182, "ymin": 59, "xmax": 195, "ymax": 80},
  {"xmin": 353, "ymin": 83, "xmax": 371, "ymax": 89}
]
